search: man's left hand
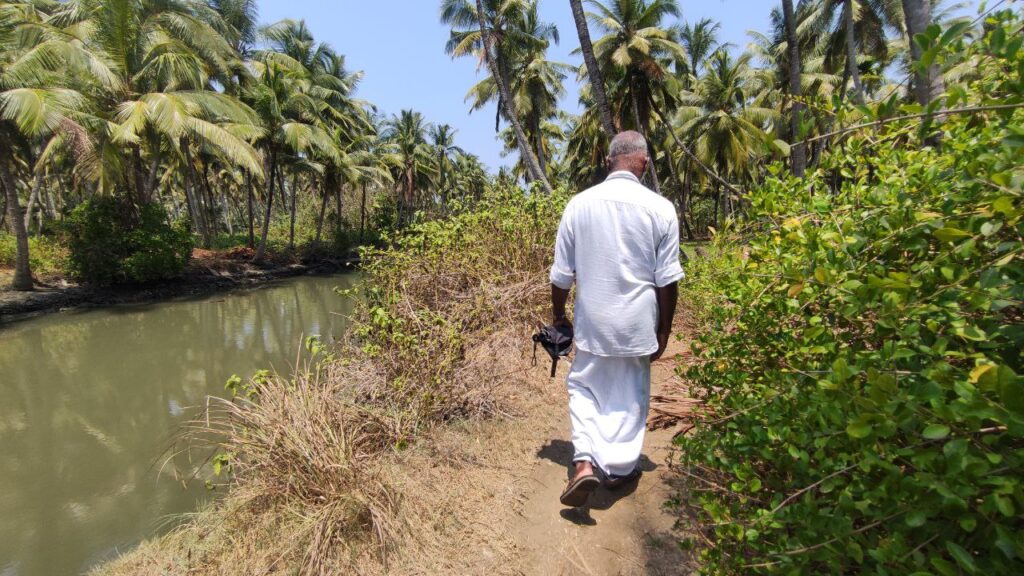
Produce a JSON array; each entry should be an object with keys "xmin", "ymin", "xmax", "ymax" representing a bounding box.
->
[{"xmin": 651, "ymin": 332, "xmax": 670, "ymax": 362}]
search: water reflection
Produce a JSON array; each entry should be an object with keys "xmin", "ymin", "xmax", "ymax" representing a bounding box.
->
[{"xmin": 0, "ymin": 274, "xmax": 358, "ymax": 576}]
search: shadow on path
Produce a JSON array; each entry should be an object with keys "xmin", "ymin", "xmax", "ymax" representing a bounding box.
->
[{"xmin": 537, "ymin": 439, "xmax": 659, "ymax": 525}]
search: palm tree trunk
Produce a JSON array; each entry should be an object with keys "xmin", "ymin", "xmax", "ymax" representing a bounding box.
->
[
  {"xmin": 254, "ymin": 149, "xmax": 277, "ymax": 263},
  {"xmin": 845, "ymin": 0, "xmax": 866, "ymax": 104},
  {"xmin": 314, "ymin": 184, "xmax": 329, "ymax": 246},
  {"xmin": 650, "ymin": 103, "xmax": 743, "ymax": 199},
  {"xmin": 665, "ymin": 149, "xmax": 694, "ymax": 240},
  {"xmin": 359, "ymin": 182, "xmax": 367, "ymax": 243},
  {"xmin": 185, "ymin": 146, "xmax": 212, "ymax": 247},
  {"xmin": 681, "ymin": 162, "xmax": 694, "ymax": 240},
  {"xmin": 570, "ymin": 0, "xmax": 616, "ymax": 137},
  {"xmin": 288, "ymin": 172, "xmax": 298, "ymax": 250},
  {"xmin": 22, "ymin": 171, "xmax": 42, "ymax": 232},
  {"xmin": 475, "ymin": 0, "xmax": 552, "ymax": 194},
  {"xmin": 396, "ymin": 181, "xmax": 404, "ymax": 227},
  {"xmin": 146, "ymin": 150, "xmax": 161, "ymax": 200},
  {"xmin": 246, "ymin": 171, "xmax": 255, "ymax": 248},
  {"xmin": 181, "ymin": 147, "xmax": 206, "ymax": 242},
  {"xmin": 440, "ymin": 160, "xmax": 449, "ymax": 214},
  {"xmin": 782, "ymin": 0, "xmax": 807, "ymax": 177},
  {"xmin": 181, "ymin": 172, "xmax": 197, "ymax": 231},
  {"xmin": 132, "ymin": 145, "xmax": 148, "ymax": 204},
  {"xmin": 221, "ymin": 190, "xmax": 234, "ymax": 236},
  {"xmin": 629, "ymin": 86, "xmax": 661, "ymax": 194},
  {"xmin": 407, "ymin": 165, "xmax": 415, "ymax": 210},
  {"xmin": 902, "ymin": 0, "xmax": 943, "ymax": 108},
  {"xmin": 277, "ymin": 169, "xmax": 287, "ymax": 212},
  {"xmin": 532, "ymin": 113, "xmax": 547, "ymax": 177},
  {"xmin": 42, "ymin": 178, "xmax": 57, "ymax": 220},
  {"xmin": 713, "ymin": 181, "xmax": 720, "ymax": 229},
  {"xmin": 0, "ymin": 153, "xmax": 33, "ymax": 290},
  {"xmin": 645, "ymin": 142, "xmax": 662, "ymax": 194},
  {"xmin": 334, "ymin": 180, "xmax": 343, "ymax": 240}
]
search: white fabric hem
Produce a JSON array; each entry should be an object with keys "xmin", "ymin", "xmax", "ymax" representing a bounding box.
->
[
  {"xmin": 576, "ymin": 343, "xmax": 658, "ymax": 358},
  {"xmin": 549, "ymin": 270, "xmax": 574, "ymax": 290},
  {"xmin": 655, "ymin": 268, "xmax": 685, "ymax": 288}
]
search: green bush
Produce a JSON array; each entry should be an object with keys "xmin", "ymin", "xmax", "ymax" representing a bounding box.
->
[
  {"xmin": 0, "ymin": 233, "xmax": 68, "ymax": 278},
  {"xmin": 63, "ymin": 198, "xmax": 193, "ymax": 285},
  {"xmin": 354, "ymin": 184, "xmax": 568, "ymax": 429},
  {"xmin": 677, "ymin": 15, "xmax": 1023, "ymax": 575}
]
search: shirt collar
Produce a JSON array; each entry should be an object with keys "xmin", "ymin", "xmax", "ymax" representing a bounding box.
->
[{"xmin": 606, "ymin": 170, "xmax": 640, "ymax": 183}]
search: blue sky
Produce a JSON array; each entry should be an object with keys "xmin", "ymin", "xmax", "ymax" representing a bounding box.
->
[{"xmin": 259, "ymin": 0, "xmax": 981, "ymax": 172}]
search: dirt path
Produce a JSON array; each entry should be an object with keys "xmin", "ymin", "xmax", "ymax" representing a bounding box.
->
[
  {"xmin": 376, "ymin": 327, "xmax": 696, "ymax": 575},
  {"xmin": 513, "ymin": 335, "xmax": 695, "ymax": 575}
]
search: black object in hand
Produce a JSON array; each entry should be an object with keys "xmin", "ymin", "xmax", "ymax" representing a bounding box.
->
[{"xmin": 532, "ymin": 323, "xmax": 574, "ymax": 377}]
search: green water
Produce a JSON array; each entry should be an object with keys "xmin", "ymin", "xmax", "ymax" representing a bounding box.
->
[{"xmin": 0, "ymin": 274, "xmax": 359, "ymax": 576}]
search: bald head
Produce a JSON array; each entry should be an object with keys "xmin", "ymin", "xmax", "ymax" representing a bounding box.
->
[{"xmin": 607, "ymin": 131, "xmax": 649, "ymax": 179}]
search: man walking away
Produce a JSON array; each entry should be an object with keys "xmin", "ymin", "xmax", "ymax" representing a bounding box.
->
[{"xmin": 550, "ymin": 131, "xmax": 684, "ymax": 507}]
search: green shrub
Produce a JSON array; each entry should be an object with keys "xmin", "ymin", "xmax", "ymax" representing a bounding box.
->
[
  {"xmin": 63, "ymin": 198, "xmax": 193, "ymax": 285},
  {"xmin": 677, "ymin": 14, "xmax": 1024, "ymax": 575},
  {"xmin": 0, "ymin": 233, "xmax": 68, "ymax": 278},
  {"xmin": 354, "ymin": 184, "xmax": 568, "ymax": 430}
]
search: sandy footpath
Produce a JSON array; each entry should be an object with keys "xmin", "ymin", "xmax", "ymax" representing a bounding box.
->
[{"xmin": 389, "ymin": 325, "xmax": 696, "ymax": 575}]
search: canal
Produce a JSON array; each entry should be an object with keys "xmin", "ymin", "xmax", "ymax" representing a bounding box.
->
[{"xmin": 0, "ymin": 274, "xmax": 359, "ymax": 576}]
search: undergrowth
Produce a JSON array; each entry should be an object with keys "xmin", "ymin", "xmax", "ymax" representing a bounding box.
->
[
  {"xmin": 676, "ymin": 13, "xmax": 1023, "ymax": 575},
  {"xmin": 0, "ymin": 232, "xmax": 68, "ymax": 280},
  {"xmin": 92, "ymin": 185, "xmax": 567, "ymax": 576}
]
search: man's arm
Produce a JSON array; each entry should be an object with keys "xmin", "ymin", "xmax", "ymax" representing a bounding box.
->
[
  {"xmin": 651, "ymin": 282, "xmax": 678, "ymax": 362},
  {"xmin": 550, "ymin": 202, "xmax": 575, "ymax": 327},
  {"xmin": 552, "ymin": 284, "xmax": 571, "ymax": 328}
]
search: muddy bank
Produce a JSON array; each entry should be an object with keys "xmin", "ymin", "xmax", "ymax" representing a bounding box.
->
[{"xmin": 0, "ymin": 254, "xmax": 359, "ymax": 324}]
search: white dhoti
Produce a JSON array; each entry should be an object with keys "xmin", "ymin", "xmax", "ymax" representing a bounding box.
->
[{"xmin": 567, "ymin": 349, "xmax": 651, "ymax": 477}]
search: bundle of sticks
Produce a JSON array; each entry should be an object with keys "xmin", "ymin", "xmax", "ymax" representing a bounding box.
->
[{"xmin": 648, "ymin": 393, "xmax": 712, "ymax": 431}]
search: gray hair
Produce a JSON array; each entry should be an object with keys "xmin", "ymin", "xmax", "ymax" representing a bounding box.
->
[{"xmin": 608, "ymin": 131, "xmax": 649, "ymax": 159}]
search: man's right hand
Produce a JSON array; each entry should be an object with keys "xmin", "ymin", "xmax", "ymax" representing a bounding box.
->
[
  {"xmin": 551, "ymin": 284, "xmax": 572, "ymax": 331},
  {"xmin": 554, "ymin": 315, "xmax": 573, "ymax": 333}
]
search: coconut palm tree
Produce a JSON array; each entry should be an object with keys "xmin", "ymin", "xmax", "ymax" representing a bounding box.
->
[
  {"xmin": 570, "ymin": 0, "xmax": 615, "ymax": 136},
  {"xmin": 675, "ymin": 50, "xmax": 779, "ymax": 221},
  {"xmin": 902, "ymin": 0, "xmax": 943, "ymax": 108},
  {"xmin": 748, "ymin": 2, "xmax": 846, "ymax": 173},
  {"xmin": 428, "ymin": 123, "xmax": 464, "ymax": 212},
  {"xmin": 256, "ymin": 20, "xmax": 370, "ymax": 249},
  {"xmin": 587, "ymin": 0, "xmax": 686, "ymax": 193},
  {"xmin": 451, "ymin": 152, "xmax": 488, "ymax": 204},
  {"xmin": 803, "ymin": 0, "xmax": 903, "ymax": 105},
  {"xmin": 498, "ymin": 115, "xmax": 565, "ymax": 181},
  {"xmin": 51, "ymin": 0, "xmax": 263, "ymax": 205},
  {"xmin": 781, "ymin": 0, "xmax": 806, "ymax": 176},
  {"xmin": 208, "ymin": 0, "xmax": 259, "ymax": 244},
  {"xmin": 464, "ymin": 11, "xmax": 570, "ymax": 178},
  {"xmin": 246, "ymin": 55, "xmax": 337, "ymax": 262},
  {"xmin": 0, "ymin": 0, "xmax": 111, "ymax": 290},
  {"xmin": 382, "ymin": 109, "xmax": 436, "ymax": 224},
  {"xmin": 678, "ymin": 18, "xmax": 721, "ymax": 87},
  {"xmin": 439, "ymin": 0, "xmax": 552, "ymax": 192}
]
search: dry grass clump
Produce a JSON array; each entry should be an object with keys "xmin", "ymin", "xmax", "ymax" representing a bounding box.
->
[{"xmin": 203, "ymin": 367, "xmax": 402, "ymax": 570}]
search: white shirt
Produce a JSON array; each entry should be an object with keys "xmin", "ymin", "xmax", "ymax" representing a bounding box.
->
[{"xmin": 550, "ymin": 171, "xmax": 685, "ymax": 357}]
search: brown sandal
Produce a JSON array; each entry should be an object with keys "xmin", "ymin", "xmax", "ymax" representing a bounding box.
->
[
  {"xmin": 603, "ymin": 469, "xmax": 642, "ymax": 490},
  {"xmin": 559, "ymin": 474, "xmax": 600, "ymax": 507}
]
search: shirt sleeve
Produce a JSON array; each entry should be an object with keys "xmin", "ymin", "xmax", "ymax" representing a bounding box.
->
[
  {"xmin": 654, "ymin": 214, "xmax": 685, "ymax": 287},
  {"xmin": 549, "ymin": 205, "xmax": 576, "ymax": 289}
]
